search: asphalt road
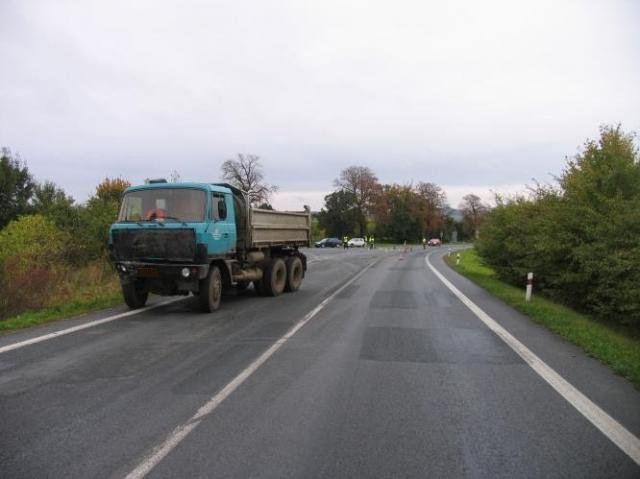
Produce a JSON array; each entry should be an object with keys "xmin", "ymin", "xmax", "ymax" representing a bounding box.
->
[{"xmin": 0, "ymin": 246, "xmax": 639, "ymax": 478}]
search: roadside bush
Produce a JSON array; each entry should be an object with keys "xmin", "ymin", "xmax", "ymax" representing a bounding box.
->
[
  {"xmin": 0, "ymin": 174, "xmax": 128, "ymax": 323},
  {"xmin": 477, "ymin": 125, "xmax": 640, "ymax": 328},
  {"xmin": 0, "ymin": 215, "xmax": 69, "ymax": 318},
  {"xmin": 0, "ymin": 214, "xmax": 68, "ymax": 269},
  {"xmin": 0, "ymin": 257, "xmax": 65, "ymax": 318}
]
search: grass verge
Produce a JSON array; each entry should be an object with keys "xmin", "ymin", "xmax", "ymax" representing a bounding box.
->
[
  {"xmin": 0, "ymin": 291, "xmax": 122, "ymax": 333},
  {"xmin": 445, "ymin": 248, "xmax": 640, "ymax": 388}
]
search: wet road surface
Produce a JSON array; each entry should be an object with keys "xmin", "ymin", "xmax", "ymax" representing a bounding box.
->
[{"xmin": 1, "ymin": 246, "xmax": 638, "ymax": 478}]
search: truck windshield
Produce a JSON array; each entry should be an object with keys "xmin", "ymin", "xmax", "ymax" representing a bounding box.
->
[{"xmin": 118, "ymin": 188, "xmax": 206, "ymax": 222}]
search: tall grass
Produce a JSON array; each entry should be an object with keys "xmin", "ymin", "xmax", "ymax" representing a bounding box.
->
[{"xmin": 0, "ymin": 259, "xmax": 121, "ymax": 332}]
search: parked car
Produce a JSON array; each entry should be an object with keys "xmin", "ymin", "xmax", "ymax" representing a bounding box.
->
[
  {"xmin": 314, "ymin": 237, "xmax": 342, "ymax": 248},
  {"xmin": 427, "ymin": 238, "xmax": 442, "ymax": 246},
  {"xmin": 347, "ymin": 237, "xmax": 366, "ymax": 248}
]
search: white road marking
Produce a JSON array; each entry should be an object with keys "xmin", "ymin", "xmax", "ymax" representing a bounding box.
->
[
  {"xmin": 0, "ymin": 297, "xmax": 185, "ymax": 355},
  {"xmin": 124, "ymin": 258, "xmax": 379, "ymax": 479},
  {"xmin": 426, "ymin": 252, "xmax": 640, "ymax": 466}
]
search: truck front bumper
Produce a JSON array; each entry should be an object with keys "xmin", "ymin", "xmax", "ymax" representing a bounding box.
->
[{"xmin": 114, "ymin": 261, "xmax": 210, "ymax": 293}]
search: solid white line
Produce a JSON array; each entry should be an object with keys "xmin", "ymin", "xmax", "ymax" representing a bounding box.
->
[
  {"xmin": 425, "ymin": 253, "xmax": 640, "ymax": 466},
  {"xmin": 124, "ymin": 258, "xmax": 380, "ymax": 479},
  {"xmin": 0, "ymin": 297, "xmax": 185, "ymax": 355}
]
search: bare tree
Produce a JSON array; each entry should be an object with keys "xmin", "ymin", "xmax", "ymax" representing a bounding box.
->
[
  {"xmin": 334, "ymin": 166, "xmax": 380, "ymax": 235},
  {"xmin": 459, "ymin": 193, "xmax": 488, "ymax": 238},
  {"xmin": 221, "ymin": 154, "xmax": 279, "ymax": 206},
  {"xmin": 169, "ymin": 170, "xmax": 181, "ymax": 182}
]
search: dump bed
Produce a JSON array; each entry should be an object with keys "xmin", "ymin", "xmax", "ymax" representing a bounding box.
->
[
  {"xmin": 212, "ymin": 182, "xmax": 311, "ymax": 250},
  {"xmin": 249, "ymin": 208, "xmax": 310, "ymax": 247}
]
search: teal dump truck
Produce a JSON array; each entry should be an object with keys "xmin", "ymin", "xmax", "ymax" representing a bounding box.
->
[{"xmin": 109, "ymin": 180, "xmax": 309, "ymax": 312}]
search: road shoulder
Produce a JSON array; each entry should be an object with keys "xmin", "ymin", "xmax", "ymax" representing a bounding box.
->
[{"xmin": 429, "ymin": 248, "xmax": 640, "ymax": 440}]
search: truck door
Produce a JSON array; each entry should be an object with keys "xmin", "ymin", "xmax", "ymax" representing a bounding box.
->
[{"xmin": 208, "ymin": 192, "xmax": 236, "ymax": 255}]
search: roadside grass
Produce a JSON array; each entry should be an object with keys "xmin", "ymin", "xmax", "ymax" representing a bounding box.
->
[
  {"xmin": 445, "ymin": 248, "xmax": 640, "ymax": 388},
  {"xmin": 0, "ymin": 262, "xmax": 122, "ymax": 334}
]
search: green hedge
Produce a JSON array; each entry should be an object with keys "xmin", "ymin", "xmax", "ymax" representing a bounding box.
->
[{"xmin": 476, "ymin": 126, "xmax": 640, "ymax": 328}]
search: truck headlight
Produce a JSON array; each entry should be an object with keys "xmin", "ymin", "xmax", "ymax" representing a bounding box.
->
[{"xmin": 181, "ymin": 267, "xmax": 190, "ymax": 278}]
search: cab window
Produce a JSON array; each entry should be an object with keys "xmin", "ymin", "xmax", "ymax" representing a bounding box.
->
[{"xmin": 211, "ymin": 193, "xmax": 227, "ymax": 220}]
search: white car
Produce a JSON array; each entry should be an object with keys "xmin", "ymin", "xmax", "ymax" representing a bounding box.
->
[{"xmin": 347, "ymin": 237, "xmax": 366, "ymax": 248}]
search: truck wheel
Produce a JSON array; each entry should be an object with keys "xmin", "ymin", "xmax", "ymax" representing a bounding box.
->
[
  {"xmin": 263, "ymin": 258, "xmax": 286, "ymax": 296},
  {"xmin": 199, "ymin": 266, "xmax": 222, "ymax": 312},
  {"xmin": 122, "ymin": 281, "xmax": 148, "ymax": 309},
  {"xmin": 284, "ymin": 256, "xmax": 303, "ymax": 292}
]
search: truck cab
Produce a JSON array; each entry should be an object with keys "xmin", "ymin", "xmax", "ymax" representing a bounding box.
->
[{"xmin": 109, "ymin": 180, "xmax": 309, "ymax": 313}]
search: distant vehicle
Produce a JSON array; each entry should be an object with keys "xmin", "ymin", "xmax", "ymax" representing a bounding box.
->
[
  {"xmin": 315, "ymin": 237, "xmax": 342, "ymax": 248},
  {"xmin": 347, "ymin": 237, "xmax": 366, "ymax": 248},
  {"xmin": 109, "ymin": 180, "xmax": 310, "ymax": 312},
  {"xmin": 427, "ymin": 238, "xmax": 442, "ymax": 246}
]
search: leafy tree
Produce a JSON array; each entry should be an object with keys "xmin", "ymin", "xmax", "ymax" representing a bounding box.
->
[
  {"xmin": 221, "ymin": 154, "xmax": 278, "ymax": 206},
  {"xmin": 310, "ymin": 215, "xmax": 326, "ymax": 241},
  {"xmin": 317, "ymin": 190, "xmax": 359, "ymax": 237},
  {"xmin": 415, "ymin": 182, "xmax": 447, "ymax": 238},
  {"xmin": 459, "ymin": 193, "xmax": 489, "ymax": 238},
  {"xmin": 31, "ymin": 181, "xmax": 76, "ymax": 230},
  {"xmin": 74, "ymin": 177, "xmax": 131, "ymax": 261},
  {"xmin": 32, "ymin": 181, "xmax": 74, "ymax": 210},
  {"xmin": 0, "ymin": 214, "xmax": 68, "ymax": 269},
  {"xmin": 95, "ymin": 177, "xmax": 130, "ymax": 203},
  {"xmin": 374, "ymin": 184, "xmax": 422, "ymax": 242},
  {"xmin": 0, "ymin": 148, "xmax": 35, "ymax": 228},
  {"xmin": 556, "ymin": 125, "xmax": 640, "ymax": 325},
  {"xmin": 334, "ymin": 166, "xmax": 380, "ymax": 236}
]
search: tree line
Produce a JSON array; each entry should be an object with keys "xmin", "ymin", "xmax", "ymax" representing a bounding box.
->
[
  {"xmin": 0, "ymin": 148, "xmax": 486, "ymax": 321},
  {"xmin": 316, "ymin": 165, "xmax": 486, "ymax": 242}
]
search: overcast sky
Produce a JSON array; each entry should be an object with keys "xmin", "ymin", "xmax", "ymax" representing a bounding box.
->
[{"xmin": 1, "ymin": 0, "xmax": 639, "ymax": 210}]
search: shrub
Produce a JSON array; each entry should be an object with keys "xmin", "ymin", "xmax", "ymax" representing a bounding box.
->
[
  {"xmin": 477, "ymin": 126, "xmax": 640, "ymax": 328},
  {"xmin": 0, "ymin": 215, "xmax": 69, "ymax": 318},
  {"xmin": 0, "ymin": 214, "xmax": 68, "ymax": 269}
]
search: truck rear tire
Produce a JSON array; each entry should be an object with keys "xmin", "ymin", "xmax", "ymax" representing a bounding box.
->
[
  {"xmin": 284, "ymin": 256, "xmax": 303, "ymax": 292},
  {"xmin": 199, "ymin": 265, "xmax": 222, "ymax": 312},
  {"xmin": 122, "ymin": 281, "xmax": 148, "ymax": 309},
  {"xmin": 263, "ymin": 258, "xmax": 286, "ymax": 296}
]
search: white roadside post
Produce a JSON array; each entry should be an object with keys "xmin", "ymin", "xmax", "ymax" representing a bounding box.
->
[
  {"xmin": 525, "ymin": 272, "xmax": 533, "ymax": 302},
  {"xmin": 456, "ymin": 253, "xmax": 460, "ymax": 265}
]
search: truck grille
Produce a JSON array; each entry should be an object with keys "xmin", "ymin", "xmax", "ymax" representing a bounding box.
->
[{"xmin": 111, "ymin": 228, "xmax": 196, "ymax": 262}]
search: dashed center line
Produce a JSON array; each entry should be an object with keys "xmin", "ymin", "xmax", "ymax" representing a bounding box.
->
[{"xmin": 124, "ymin": 258, "xmax": 380, "ymax": 479}]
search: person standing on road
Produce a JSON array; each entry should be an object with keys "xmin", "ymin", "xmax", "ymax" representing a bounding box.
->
[
  {"xmin": 422, "ymin": 237, "xmax": 427, "ymax": 250},
  {"xmin": 343, "ymin": 235, "xmax": 349, "ymax": 249},
  {"xmin": 369, "ymin": 235, "xmax": 375, "ymax": 250}
]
